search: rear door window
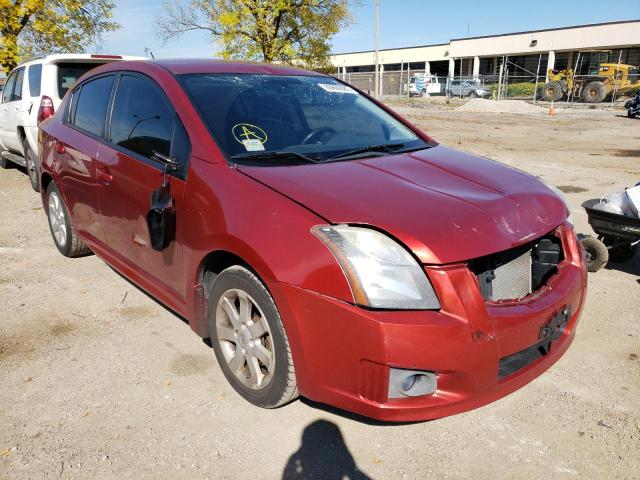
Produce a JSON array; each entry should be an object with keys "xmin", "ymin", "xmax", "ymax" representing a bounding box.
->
[
  {"xmin": 28, "ymin": 64, "xmax": 42, "ymax": 97},
  {"xmin": 56, "ymin": 62, "xmax": 105, "ymax": 99},
  {"xmin": 71, "ymin": 75, "xmax": 115, "ymax": 137},
  {"xmin": 12, "ymin": 68, "xmax": 25, "ymax": 101}
]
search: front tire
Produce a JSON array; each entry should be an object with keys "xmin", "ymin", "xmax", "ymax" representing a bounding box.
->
[
  {"xmin": 23, "ymin": 138, "xmax": 40, "ymax": 192},
  {"xmin": 628, "ymin": 110, "xmax": 637, "ymax": 119},
  {"xmin": 207, "ymin": 266, "xmax": 297, "ymax": 408},
  {"xmin": 581, "ymin": 236, "xmax": 609, "ymax": 272},
  {"xmin": 45, "ymin": 182, "xmax": 91, "ymax": 257}
]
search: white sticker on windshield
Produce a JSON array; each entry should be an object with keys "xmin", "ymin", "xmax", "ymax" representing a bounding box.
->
[
  {"xmin": 318, "ymin": 83, "xmax": 358, "ymax": 94},
  {"xmin": 242, "ymin": 139, "xmax": 265, "ymax": 151}
]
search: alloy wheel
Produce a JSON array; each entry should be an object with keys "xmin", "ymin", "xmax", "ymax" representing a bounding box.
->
[
  {"xmin": 48, "ymin": 191, "xmax": 67, "ymax": 246},
  {"xmin": 215, "ymin": 289, "xmax": 274, "ymax": 389}
]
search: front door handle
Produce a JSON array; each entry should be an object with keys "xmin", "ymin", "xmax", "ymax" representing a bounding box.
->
[{"xmin": 96, "ymin": 166, "xmax": 113, "ymax": 185}]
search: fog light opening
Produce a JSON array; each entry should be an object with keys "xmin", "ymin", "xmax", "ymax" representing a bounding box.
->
[{"xmin": 388, "ymin": 368, "xmax": 437, "ymax": 399}]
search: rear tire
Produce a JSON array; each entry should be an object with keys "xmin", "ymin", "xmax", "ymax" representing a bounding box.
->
[
  {"xmin": 207, "ymin": 266, "xmax": 298, "ymax": 408},
  {"xmin": 628, "ymin": 110, "xmax": 637, "ymax": 119},
  {"xmin": 541, "ymin": 82, "xmax": 563, "ymax": 102},
  {"xmin": 23, "ymin": 138, "xmax": 40, "ymax": 192},
  {"xmin": 0, "ymin": 154, "xmax": 10, "ymax": 169},
  {"xmin": 581, "ymin": 236, "xmax": 609, "ymax": 272},
  {"xmin": 45, "ymin": 182, "xmax": 91, "ymax": 257},
  {"xmin": 582, "ymin": 81, "xmax": 607, "ymax": 103}
]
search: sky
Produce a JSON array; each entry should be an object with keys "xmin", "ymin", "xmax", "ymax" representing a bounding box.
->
[{"xmin": 99, "ymin": 0, "xmax": 640, "ymax": 59}]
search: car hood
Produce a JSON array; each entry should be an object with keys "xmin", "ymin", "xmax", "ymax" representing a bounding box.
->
[{"xmin": 238, "ymin": 145, "xmax": 568, "ymax": 264}]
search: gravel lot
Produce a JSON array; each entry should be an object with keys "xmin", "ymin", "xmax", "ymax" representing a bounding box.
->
[{"xmin": 1, "ymin": 102, "xmax": 639, "ymax": 479}]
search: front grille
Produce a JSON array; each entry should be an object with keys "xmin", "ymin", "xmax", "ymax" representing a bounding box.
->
[{"xmin": 469, "ymin": 234, "xmax": 563, "ymax": 302}]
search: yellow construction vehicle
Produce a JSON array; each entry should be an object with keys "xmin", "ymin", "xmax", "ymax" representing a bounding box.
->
[{"xmin": 540, "ymin": 63, "xmax": 640, "ymax": 103}]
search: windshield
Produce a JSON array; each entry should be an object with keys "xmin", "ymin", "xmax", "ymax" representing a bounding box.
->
[{"xmin": 180, "ymin": 74, "xmax": 429, "ymax": 163}]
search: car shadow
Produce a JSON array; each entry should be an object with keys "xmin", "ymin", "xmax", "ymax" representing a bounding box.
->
[
  {"xmin": 282, "ymin": 420, "xmax": 372, "ymax": 480},
  {"xmin": 604, "ymin": 256, "xmax": 639, "ymax": 276},
  {"xmin": 299, "ymin": 398, "xmax": 424, "ymax": 427},
  {"xmin": 110, "ymin": 267, "xmax": 191, "ymax": 328}
]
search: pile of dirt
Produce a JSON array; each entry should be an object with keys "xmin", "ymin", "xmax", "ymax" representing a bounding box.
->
[{"xmin": 458, "ymin": 98, "xmax": 548, "ymax": 115}]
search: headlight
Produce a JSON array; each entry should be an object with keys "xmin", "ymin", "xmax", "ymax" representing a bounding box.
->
[
  {"xmin": 312, "ymin": 225, "xmax": 440, "ymax": 310},
  {"xmin": 543, "ymin": 182, "xmax": 573, "ymax": 225}
]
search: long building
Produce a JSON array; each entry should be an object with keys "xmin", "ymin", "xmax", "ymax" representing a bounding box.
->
[{"xmin": 330, "ymin": 19, "xmax": 640, "ymax": 79}]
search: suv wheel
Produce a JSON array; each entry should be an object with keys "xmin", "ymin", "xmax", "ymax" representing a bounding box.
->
[
  {"xmin": 23, "ymin": 138, "xmax": 40, "ymax": 192},
  {"xmin": 45, "ymin": 182, "xmax": 91, "ymax": 257},
  {"xmin": 208, "ymin": 266, "xmax": 298, "ymax": 408}
]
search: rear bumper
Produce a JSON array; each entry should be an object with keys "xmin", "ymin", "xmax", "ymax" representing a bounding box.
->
[{"xmin": 270, "ymin": 225, "xmax": 586, "ymax": 422}]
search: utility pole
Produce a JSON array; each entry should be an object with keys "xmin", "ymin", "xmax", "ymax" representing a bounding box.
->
[{"xmin": 374, "ymin": 0, "xmax": 380, "ymax": 98}]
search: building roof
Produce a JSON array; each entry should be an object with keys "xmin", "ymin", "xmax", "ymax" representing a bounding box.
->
[
  {"xmin": 449, "ymin": 18, "xmax": 640, "ymax": 42},
  {"xmin": 332, "ymin": 19, "xmax": 640, "ymax": 57}
]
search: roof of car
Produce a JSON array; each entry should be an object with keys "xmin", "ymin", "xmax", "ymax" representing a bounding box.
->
[{"xmin": 149, "ymin": 59, "xmax": 325, "ymax": 77}]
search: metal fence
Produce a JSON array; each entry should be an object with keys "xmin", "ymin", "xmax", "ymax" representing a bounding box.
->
[{"xmin": 335, "ymin": 58, "xmax": 638, "ymax": 107}]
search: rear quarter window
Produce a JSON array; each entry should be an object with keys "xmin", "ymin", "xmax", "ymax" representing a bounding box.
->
[
  {"xmin": 71, "ymin": 75, "xmax": 115, "ymax": 137},
  {"xmin": 28, "ymin": 64, "xmax": 42, "ymax": 97}
]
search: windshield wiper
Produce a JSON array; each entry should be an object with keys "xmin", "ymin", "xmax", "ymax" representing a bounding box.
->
[
  {"xmin": 327, "ymin": 143, "xmax": 406, "ymax": 161},
  {"xmin": 230, "ymin": 151, "xmax": 322, "ymax": 165},
  {"xmin": 326, "ymin": 142, "xmax": 434, "ymax": 162}
]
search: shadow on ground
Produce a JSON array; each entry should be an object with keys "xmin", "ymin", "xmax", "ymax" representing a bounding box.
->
[{"xmin": 282, "ymin": 420, "xmax": 372, "ymax": 480}]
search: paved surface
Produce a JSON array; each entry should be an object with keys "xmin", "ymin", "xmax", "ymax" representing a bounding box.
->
[{"xmin": 1, "ymin": 104, "xmax": 639, "ymax": 479}]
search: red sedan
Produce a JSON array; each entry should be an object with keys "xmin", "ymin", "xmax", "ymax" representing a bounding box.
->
[{"xmin": 38, "ymin": 60, "xmax": 586, "ymax": 422}]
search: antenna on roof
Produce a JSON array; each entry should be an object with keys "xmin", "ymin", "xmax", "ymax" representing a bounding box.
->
[{"xmin": 144, "ymin": 47, "xmax": 155, "ymax": 59}]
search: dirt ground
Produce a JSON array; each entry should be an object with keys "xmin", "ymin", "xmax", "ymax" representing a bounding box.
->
[{"xmin": 1, "ymin": 102, "xmax": 639, "ymax": 480}]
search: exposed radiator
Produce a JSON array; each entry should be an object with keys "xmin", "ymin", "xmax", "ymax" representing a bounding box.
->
[
  {"xmin": 491, "ymin": 250, "xmax": 532, "ymax": 300},
  {"xmin": 469, "ymin": 234, "xmax": 563, "ymax": 302}
]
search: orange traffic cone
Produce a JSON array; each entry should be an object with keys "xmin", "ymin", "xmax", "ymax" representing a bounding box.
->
[{"xmin": 548, "ymin": 100, "xmax": 556, "ymax": 116}]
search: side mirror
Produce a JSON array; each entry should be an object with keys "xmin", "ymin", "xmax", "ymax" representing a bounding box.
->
[{"xmin": 146, "ymin": 180, "xmax": 175, "ymax": 251}]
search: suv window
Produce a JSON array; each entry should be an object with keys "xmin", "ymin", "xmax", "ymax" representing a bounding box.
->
[
  {"xmin": 2, "ymin": 71, "xmax": 17, "ymax": 103},
  {"xmin": 110, "ymin": 75, "xmax": 175, "ymax": 159},
  {"xmin": 28, "ymin": 64, "xmax": 42, "ymax": 97},
  {"xmin": 12, "ymin": 68, "xmax": 25, "ymax": 101},
  {"xmin": 56, "ymin": 62, "xmax": 102, "ymax": 99},
  {"xmin": 71, "ymin": 75, "xmax": 115, "ymax": 137}
]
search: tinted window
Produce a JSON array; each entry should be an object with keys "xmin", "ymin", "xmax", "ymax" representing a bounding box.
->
[
  {"xmin": 73, "ymin": 75, "xmax": 115, "ymax": 137},
  {"xmin": 28, "ymin": 64, "xmax": 42, "ymax": 97},
  {"xmin": 110, "ymin": 75, "xmax": 174, "ymax": 159},
  {"xmin": 12, "ymin": 68, "xmax": 25, "ymax": 101},
  {"xmin": 2, "ymin": 72, "xmax": 17, "ymax": 103},
  {"xmin": 56, "ymin": 62, "xmax": 104, "ymax": 99}
]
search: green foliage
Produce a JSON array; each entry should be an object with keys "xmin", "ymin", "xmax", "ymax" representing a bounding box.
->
[
  {"xmin": 156, "ymin": 0, "xmax": 354, "ymax": 70},
  {"xmin": 0, "ymin": 0, "xmax": 120, "ymax": 73},
  {"xmin": 491, "ymin": 81, "xmax": 540, "ymax": 98}
]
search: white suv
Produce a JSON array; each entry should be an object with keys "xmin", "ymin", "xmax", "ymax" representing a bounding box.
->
[{"xmin": 0, "ymin": 54, "xmax": 145, "ymax": 191}]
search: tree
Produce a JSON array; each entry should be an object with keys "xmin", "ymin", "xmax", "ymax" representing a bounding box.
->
[
  {"xmin": 156, "ymin": 0, "xmax": 353, "ymax": 70},
  {"xmin": 0, "ymin": 0, "xmax": 120, "ymax": 73}
]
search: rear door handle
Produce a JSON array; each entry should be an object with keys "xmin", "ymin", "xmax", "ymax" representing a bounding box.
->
[{"xmin": 96, "ymin": 166, "xmax": 113, "ymax": 185}]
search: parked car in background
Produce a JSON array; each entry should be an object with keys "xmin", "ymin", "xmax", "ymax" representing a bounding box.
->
[
  {"xmin": 407, "ymin": 74, "xmax": 443, "ymax": 96},
  {"xmin": 0, "ymin": 54, "xmax": 144, "ymax": 191},
  {"xmin": 38, "ymin": 59, "xmax": 586, "ymax": 421},
  {"xmin": 447, "ymin": 78, "xmax": 491, "ymax": 98}
]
